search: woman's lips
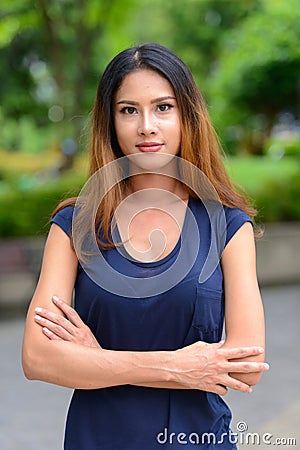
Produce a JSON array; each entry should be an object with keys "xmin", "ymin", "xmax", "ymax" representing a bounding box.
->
[{"xmin": 136, "ymin": 142, "xmax": 163, "ymax": 152}]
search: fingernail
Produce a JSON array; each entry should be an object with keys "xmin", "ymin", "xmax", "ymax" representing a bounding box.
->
[
  {"xmin": 249, "ymin": 387, "xmax": 253, "ymax": 393},
  {"xmin": 35, "ymin": 307, "xmax": 42, "ymax": 313},
  {"xmin": 258, "ymin": 347, "xmax": 264, "ymax": 353},
  {"xmin": 52, "ymin": 295, "xmax": 60, "ymax": 302},
  {"xmin": 264, "ymin": 363, "xmax": 270, "ymax": 370},
  {"xmin": 34, "ymin": 314, "xmax": 42, "ymax": 320}
]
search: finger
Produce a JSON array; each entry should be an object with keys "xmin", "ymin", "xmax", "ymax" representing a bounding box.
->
[
  {"xmin": 35, "ymin": 308, "xmax": 76, "ymax": 335},
  {"xmin": 215, "ymin": 384, "xmax": 228, "ymax": 396},
  {"xmin": 222, "ymin": 375, "xmax": 252, "ymax": 394},
  {"xmin": 52, "ymin": 296, "xmax": 83, "ymax": 328},
  {"xmin": 219, "ymin": 346, "xmax": 265, "ymax": 360},
  {"xmin": 42, "ymin": 327, "xmax": 62, "ymax": 341},
  {"xmin": 227, "ymin": 361, "xmax": 269, "ymax": 374},
  {"xmin": 34, "ymin": 314, "xmax": 74, "ymax": 341},
  {"xmin": 199, "ymin": 383, "xmax": 228, "ymax": 396}
]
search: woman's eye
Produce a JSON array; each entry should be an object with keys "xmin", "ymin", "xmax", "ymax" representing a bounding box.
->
[
  {"xmin": 157, "ymin": 104, "xmax": 173, "ymax": 112},
  {"xmin": 120, "ymin": 106, "xmax": 137, "ymax": 114}
]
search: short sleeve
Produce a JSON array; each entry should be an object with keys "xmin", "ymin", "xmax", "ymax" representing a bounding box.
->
[
  {"xmin": 50, "ymin": 205, "xmax": 74, "ymax": 237},
  {"xmin": 224, "ymin": 206, "xmax": 252, "ymax": 246}
]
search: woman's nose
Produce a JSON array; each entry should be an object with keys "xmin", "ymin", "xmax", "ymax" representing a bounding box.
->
[{"xmin": 138, "ymin": 113, "xmax": 158, "ymax": 136}]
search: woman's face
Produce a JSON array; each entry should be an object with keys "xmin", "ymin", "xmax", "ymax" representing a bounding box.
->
[{"xmin": 114, "ymin": 69, "xmax": 181, "ymax": 160}]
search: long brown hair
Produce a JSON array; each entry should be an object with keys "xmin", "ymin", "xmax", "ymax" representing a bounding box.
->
[{"xmin": 52, "ymin": 43, "xmax": 260, "ymax": 256}]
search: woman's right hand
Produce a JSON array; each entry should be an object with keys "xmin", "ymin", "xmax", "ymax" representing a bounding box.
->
[
  {"xmin": 169, "ymin": 341, "xmax": 268, "ymax": 395},
  {"xmin": 34, "ymin": 296, "xmax": 101, "ymax": 349}
]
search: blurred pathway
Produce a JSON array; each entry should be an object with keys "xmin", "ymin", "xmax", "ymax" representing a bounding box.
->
[
  {"xmin": 227, "ymin": 284, "xmax": 300, "ymax": 449},
  {"xmin": 0, "ymin": 284, "xmax": 299, "ymax": 449}
]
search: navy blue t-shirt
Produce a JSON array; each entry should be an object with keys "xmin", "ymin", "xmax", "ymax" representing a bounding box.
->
[{"xmin": 51, "ymin": 196, "xmax": 251, "ymax": 449}]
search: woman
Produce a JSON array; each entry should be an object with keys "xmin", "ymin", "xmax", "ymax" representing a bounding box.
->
[{"xmin": 22, "ymin": 43, "xmax": 268, "ymax": 449}]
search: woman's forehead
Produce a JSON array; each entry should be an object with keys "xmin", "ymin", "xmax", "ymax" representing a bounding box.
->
[{"xmin": 115, "ymin": 69, "xmax": 174, "ymax": 101}]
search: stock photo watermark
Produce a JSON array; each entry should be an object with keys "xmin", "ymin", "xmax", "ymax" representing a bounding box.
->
[
  {"xmin": 72, "ymin": 153, "xmax": 227, "ymax": 297},
  {"xmin": 156, "ymin": 421, "xmax": 297, "ymax": 446}
]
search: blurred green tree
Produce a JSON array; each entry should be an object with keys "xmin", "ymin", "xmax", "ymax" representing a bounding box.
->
[
  {"xmin": 0, "ymin": 2, "xmax": 45, "ymax": 120},
  {"xmin": 0, "ymin": 0, "xmax": 136, "ymax": 167},
  {"xmin": 133, "ymin": 0, "xmax": 300, "ymax": 156},
  {"xmin": 153, "ymin": 0, "xmax": 263, "ymax": 93},
  {"xmin": 1, "ymin": 0, "xmax": 299, "ymax": 160},
  {"xmin": 129, "ymin": 0, "xmax": 263, "ymax": 94},
  {"xmin": 209, "ymin": 0, "xmax": 300, "ymax": 154}
]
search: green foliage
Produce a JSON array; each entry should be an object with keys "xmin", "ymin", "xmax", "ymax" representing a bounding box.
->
[
  {"xmin": 227, "ymin": 156, "xmax": 300, "ymax": 222},
  {"xmin": 226, "ymin": 156, "xmax": 297, "ymax": 194},
  {"xmin": 1, "ymin": 0, "xmax": 300, "ymax": 158},
  {"xmin": 132, "ymin": 0, "xmax": 262, "ymax": 93},
  {"xmin": 0, "ymin": 0, "xmax": 300, "ymax": 230},
  {"xmin": 0, "ymin": 112, "xmax": 60, "ymax": 152},
  {"xmin": 0, "ymin": 172, "xmax": 85, "ymax": 237},
  {"xmin": 255, "ymin": 171, "xmax": 300, "ymax": 222},
  {"xmin": 264, "ymin": 133, "xmax": 300, "ymax": 160},
  {"xmin": 209, "ymin": 0, "xmax": 300, "ymax": 153},
  {"xmin": 0, "ymin": 149, "xmax": 87, "ymax": 236},
  {"xmin": 0, "ymin": 0, "xmax": 138, "ymax": 151}
]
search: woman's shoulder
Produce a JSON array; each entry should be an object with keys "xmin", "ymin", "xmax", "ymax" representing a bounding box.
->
[
  {"xmin": 191, "ymin": 196, "xmax": 250, "ymax": 219},
  {"xmin": 222, "ymin": 205, "xmax": 252, "ymax": 246},
  {"xmin": 50, "ymin": 205, "xmax": 75, "ymax": 237},
  {"xmin": 223, "ymin": 204, "xmax": 251, "ymax": 222},
  {"xmin": 190, "ymin": 196, "xmax": 252, "ymax": 246}
]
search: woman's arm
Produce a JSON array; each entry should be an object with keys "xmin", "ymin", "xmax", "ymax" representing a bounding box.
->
[
  {"xmin": 221, "ymin": 221, "xmax": 266, "ymax": 386},
  {"xmin": 23, "ymin": 224, "xmax": 268, "ymax": 393},
  {"xmin": 22, "ymin": 224, "xmax": 176, "ymax": 389},
  {"xmin": 29, "ymin": 295, "xmax": 267, "ymax": 394}
]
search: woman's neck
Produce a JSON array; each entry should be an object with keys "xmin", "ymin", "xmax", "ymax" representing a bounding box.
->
[{"xmin": 125, "ymin": 156, "xmax": 188, "ymax": 201}]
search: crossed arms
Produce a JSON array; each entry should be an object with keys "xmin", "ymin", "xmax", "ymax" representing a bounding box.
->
[{"xmin": 22, "ymin": 222, "xmax": 268, "ymax": 395}]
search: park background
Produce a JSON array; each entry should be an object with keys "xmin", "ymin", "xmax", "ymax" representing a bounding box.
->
[
  {"xmin": 1, "ymin": 0, "xmax": 300, "ymax": 237},
  {"xmin": 0, "ymin": 0, "xmax": 299, "ymax": 449}
]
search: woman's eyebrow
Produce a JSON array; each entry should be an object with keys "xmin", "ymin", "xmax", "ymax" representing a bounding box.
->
[
  {"xmin": 151, "ymin": 96, "xmax": 176, "ymax": 104},
  {"xmin": 116, "ymin": 96, "xmax": 176, "ymax": 105},
  {"xmin": 116, "ymin": 100, "xmax": 138, "ymax": 105}
]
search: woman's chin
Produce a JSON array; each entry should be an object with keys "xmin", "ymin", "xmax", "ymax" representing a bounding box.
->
[{"xmin": 127, "ymin": 152, "xmax": 177, "ymax": 173}]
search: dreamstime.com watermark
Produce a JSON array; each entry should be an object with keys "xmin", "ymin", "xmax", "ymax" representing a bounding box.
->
[{"xmin": 156, "ymin": 421, "xmax": 297, "ymax": 446}]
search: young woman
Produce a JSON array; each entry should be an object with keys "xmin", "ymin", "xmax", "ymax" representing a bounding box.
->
[{"xmin": 22, "ymin": 43, "xmax": 268, "ymax": 449}]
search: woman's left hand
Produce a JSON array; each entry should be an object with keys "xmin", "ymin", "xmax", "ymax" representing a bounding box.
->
[{"xmin": 34, "ymin": 296, "xmax": 101, "ymax": 349}]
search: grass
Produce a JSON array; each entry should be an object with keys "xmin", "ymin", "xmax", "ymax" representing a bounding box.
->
[{"xmin": 225, "ymin": 156, "xmax": 298, "ymax": 194}]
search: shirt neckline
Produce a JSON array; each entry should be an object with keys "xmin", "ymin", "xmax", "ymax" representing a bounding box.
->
[{"xmin": 112, "ymin": 196, "xmax": 193, "ymax": 268}]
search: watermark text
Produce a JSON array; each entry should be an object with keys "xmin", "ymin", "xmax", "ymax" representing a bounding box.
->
[{"xmin": 156, "ymin": 421, "xmax": 297, "ymax": 446}]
